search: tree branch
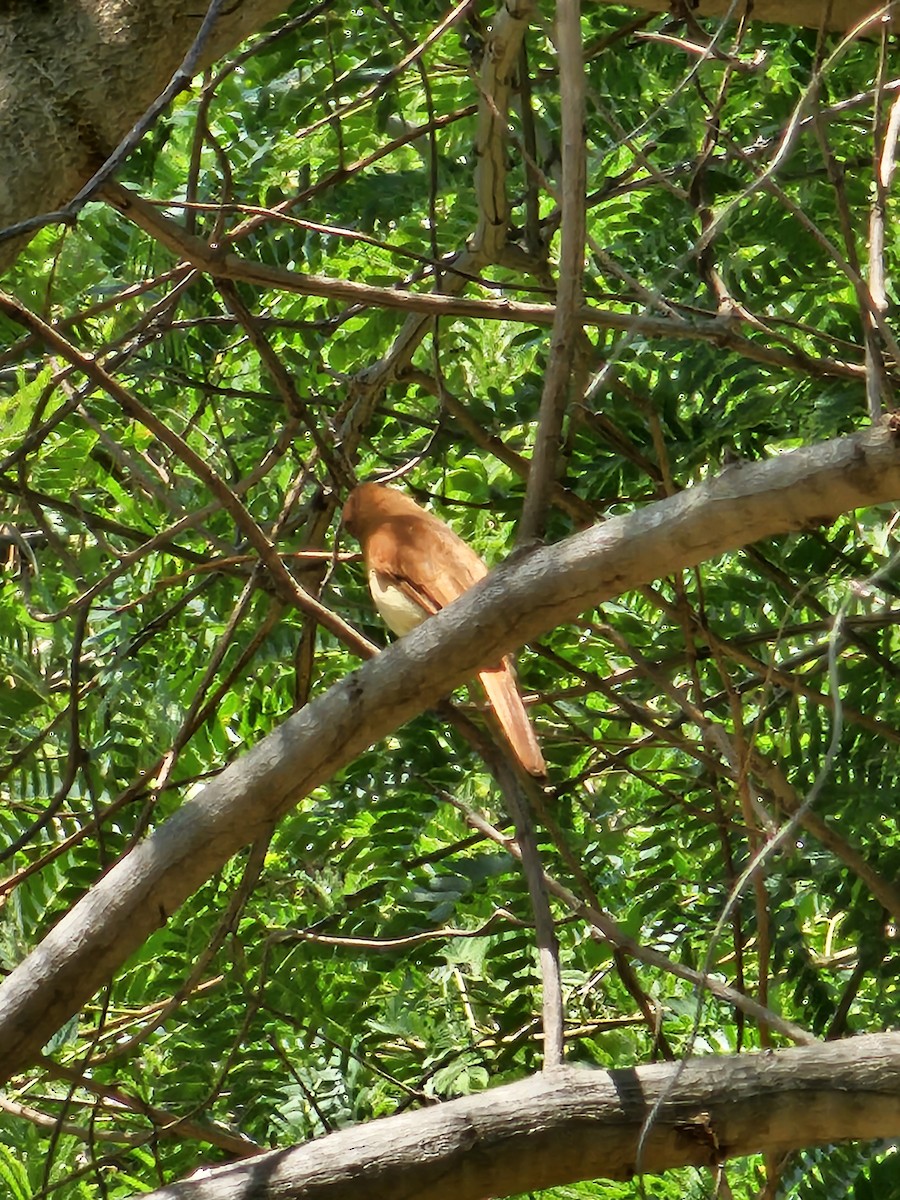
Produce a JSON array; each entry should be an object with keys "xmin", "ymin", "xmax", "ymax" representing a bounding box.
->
[
  {"xmin": 519, "ymin": 0, "xmax": 586, "ymax": 542},
  {"xmin": 137, "ymin": 1032, "xmax": 900, "ymax": 1199}
]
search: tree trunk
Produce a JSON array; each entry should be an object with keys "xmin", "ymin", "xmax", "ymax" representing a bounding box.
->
[{"xmin": 0, "ymin": 0, "xmax": 290, "ymax": 268}]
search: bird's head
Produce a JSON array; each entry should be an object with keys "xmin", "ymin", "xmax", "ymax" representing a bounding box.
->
[{"xmin": 342, "ymin": 482, "xmax": 417, "ymax": 539}]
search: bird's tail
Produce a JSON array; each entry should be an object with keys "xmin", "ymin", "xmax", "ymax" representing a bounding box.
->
[{"xmin": 478, "ymin": 662, "xmax": 546, "ymax": 777}]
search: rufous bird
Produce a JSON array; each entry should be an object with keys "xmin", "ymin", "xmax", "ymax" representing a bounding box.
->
[{"xmin": 342, "ymin": 482, "xmax": 546, "ymax": 777}]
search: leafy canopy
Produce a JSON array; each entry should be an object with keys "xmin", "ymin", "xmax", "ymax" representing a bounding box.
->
[{"xmin": 0, "ymin": 2, "xmax": 898, "ymax": 1198}]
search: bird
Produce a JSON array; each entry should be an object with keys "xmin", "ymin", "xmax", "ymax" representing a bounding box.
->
[{"xmin": 342, "ymin": 482, "xmax": 546, "ymax": 777}]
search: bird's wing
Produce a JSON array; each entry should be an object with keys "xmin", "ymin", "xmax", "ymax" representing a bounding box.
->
[{"xmin": 365, "ymin": 513, "xmax": 487, "ymax": 614}]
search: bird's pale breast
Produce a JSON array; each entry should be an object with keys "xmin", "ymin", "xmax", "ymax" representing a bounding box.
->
[{"xmin": 368, "ymin": 569, "xmax": 428, "ymax": 637}]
